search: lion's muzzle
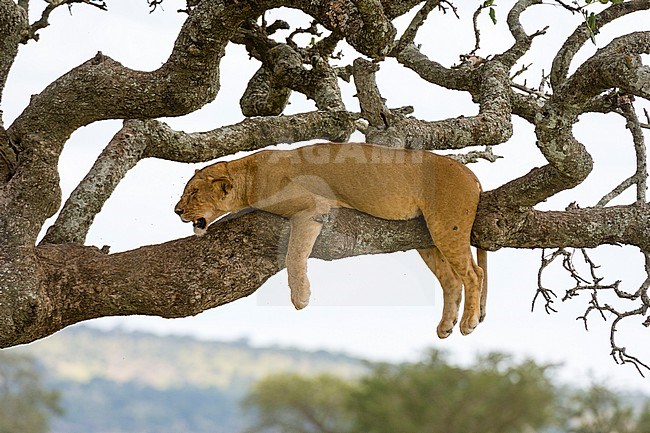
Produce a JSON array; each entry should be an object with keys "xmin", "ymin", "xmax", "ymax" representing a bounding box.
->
[{"xmin": 193, "ymin": 218, "xmax": 207, "ymax": 230}]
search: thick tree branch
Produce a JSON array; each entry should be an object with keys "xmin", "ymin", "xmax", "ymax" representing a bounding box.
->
[
  {"xmin": 240, "ymin": 66, "xmax": 292, "ymax": 117},
  {"xmin": 395, "ymin": 60, "xmax": 513, "ymax": 150},
  {"xmin": 557, "ymin": 32, "xmax": 650, "ymax": 105},
  {"xmin": 5, "ymin": 200, "xmax": 650, "ymax": 348},
  {"xmin": 490, "ymin": 32, "xmax": 650, "ymax": 210},
  {"xmin": 351, "ymin": 58, "xmax": 402, "ymax": 146},
  {"xmin": 550, "ymin": 0, "xmax": 650, "ymax": 91},
  {"xmin": 0, "ymin": 0, "xmax": 27, "ymax": 182},
  {"xmin": 396, "ymin": 44, "xmax": 476, "ymax": 92},
  {"xmin": 474, "ymin": 203, "xmax": 650, "ymax": 252}
]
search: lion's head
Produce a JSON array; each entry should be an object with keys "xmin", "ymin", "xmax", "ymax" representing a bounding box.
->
[{"xmin": 174, "ymin": 163, "xmax": 234, "ymax": 236}]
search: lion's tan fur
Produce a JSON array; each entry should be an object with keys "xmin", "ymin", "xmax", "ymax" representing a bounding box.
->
[{"xmin": 176, "ymin": 142, "xmax": 487, "ymax": 337}]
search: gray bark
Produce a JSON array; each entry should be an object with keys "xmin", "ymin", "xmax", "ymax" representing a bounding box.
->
[{"xmin": 0, "ymin": 0, "xmax": 649, "ymax": 348}]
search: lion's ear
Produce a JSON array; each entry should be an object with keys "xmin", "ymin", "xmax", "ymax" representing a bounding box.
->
[{"xmin": 209, "ymin": 176, "xmax": 232, "ymax": 195}]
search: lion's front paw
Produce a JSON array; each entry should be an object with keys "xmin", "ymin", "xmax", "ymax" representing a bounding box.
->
[{"xmin": 291, "ymin": 287, "xmax": 311, "ymax": 310}]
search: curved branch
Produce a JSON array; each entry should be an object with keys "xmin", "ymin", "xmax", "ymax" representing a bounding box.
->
[
  {"xmin": 557, "ymin": 32, "xmax": 650, "ymax": 105},
  {"xmin": 396, "ymin": 44, "xmax": 476, "ymax": 92},
  {"xmin": 391, "ymin": 0, "xmax": 441, "ymax": 55},
  {"xmin": 485, "ymin": 32, "xmax": 650, "ymax": 210},
  {"xmin": 0, "ymin": 0, "xmax": 27, "ymax": 181},
  {"xmin": 391, "ymin": 61, "xmax": 513, "ymax": 150},
  {"xmin": 41, "ymin": 111, "xmax": 355, "ymax": 245},
  {"xmin": 235, "ymin": 27, "xmax": 346, "ymax": 112},
  {"xmin": 4, "ymin": 1, "xmax": 262, "ymax": 245},
  {"xmin": 550, "ymin": 0, "xmax": 650, "ymax": 91},
  {"xmin": 494, "ymin": 0, "xmax": 547, "ymax": 68}
]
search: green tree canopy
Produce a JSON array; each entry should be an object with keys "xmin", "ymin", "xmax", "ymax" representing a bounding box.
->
[
  {"xmin": 243, "ymin": 373, "xmax": 355, "ymax": 433},
  {"xmin": 244, "ymin": 351, "xmax": 559, "ymax": 433}
]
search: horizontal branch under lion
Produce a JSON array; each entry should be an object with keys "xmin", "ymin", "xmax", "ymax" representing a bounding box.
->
[
  {"xmin": 5, "ymin": 202, "xmax": 646, "ymax": 347},
  {"xmin": 475, "ymin": 203, "xmax": 650, "ymax": 252}
]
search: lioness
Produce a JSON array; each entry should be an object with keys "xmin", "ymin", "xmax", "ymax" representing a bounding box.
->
[{"xmin": 175, "ymin": 142, "xmax": 487, "ymax": 337}]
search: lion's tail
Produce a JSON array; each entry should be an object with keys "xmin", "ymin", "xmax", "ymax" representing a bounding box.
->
[{"xmin": 477, "ymin": 248, "xmax": 488, "ymax": 322}]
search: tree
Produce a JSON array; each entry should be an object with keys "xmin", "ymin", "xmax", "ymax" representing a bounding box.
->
[
  {"xmin": 243, "ymin": 351, "xmax": 558, "ymax": 433},
  {"xmin": 0, "ymin": 0, "xmax": 648, "ymax": 370},
  {"xmin": 348, "ymin": 352, "xmax": 557, "ymax": 433},
  {"xmin": 242, "ymin": 373, "xmax": 355, "ymax": 433},
  {"xmin": 0, "ymin": 352, "xmax": 62, "ymax": 433},
  {"xmin": 562, "ymin": 383, "xmax": 650, "ymax": 433}
]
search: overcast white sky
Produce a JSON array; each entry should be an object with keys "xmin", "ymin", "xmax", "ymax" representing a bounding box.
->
[{"xmin": 3, "ymin": 0, "xmax": 650, "ymax": 391}]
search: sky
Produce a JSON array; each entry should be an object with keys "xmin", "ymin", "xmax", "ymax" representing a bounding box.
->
[{"xmin": 3, "ymin": 0, "xmax": 650, "ymax": 392}]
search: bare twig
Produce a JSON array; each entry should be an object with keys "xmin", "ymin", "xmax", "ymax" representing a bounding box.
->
[
  {"xmin": 537, "ymin": 242, "xmax": 650, "ymax": 375},
  {"xmin": 24, "ymin": 0, "xmax": 107, "ymax": 42},
  {"xmin": 553, "ymin": 0, "xmax": 583, "ymax": 14},
  {"xmin": 511, "ymin": 63, "xmax": 532, "ymax": 80},
  {"xmin": 596, "ymin": 99, "xmax": 648, "ymax": 206},
  {"xmin": 532, "ymin": 248, "xmax": 563, "ymax": 314},
  {"xmin": 619, "ymin": 100, "xmax": 648, "ymax": 203},
  {"xmin": 511, "ymin": 82, "xmax": 550, "ymax": 100},
  {"xmin": 392, "ymin": 0, "xmax": 441, "ymax": 56},
  {"xmin": 286, "ymin": 20, "xmax": 321, "ymax": 48},
  {"xmin": 495, "ymin": 0, "xmax": 547, "ymax": 67},
  {"xmin": 470, "ymin": 3, "xmax": 487, "ymax": 55},
  {"xmin": 147, "ymin": 0, "xmax": 163, "ymax": 12}
]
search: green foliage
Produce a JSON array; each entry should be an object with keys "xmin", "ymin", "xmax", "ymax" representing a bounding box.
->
[
  {"xmin": 244, "ymin": 350, "xmax": 559, "ymax": 433},
  {"xmin": 562, "ymin": 383, "xmax": 650, "ymax": 433},
  {"xmin": 11, "ymin": 328, "xmax": 650, "ymax": 433},
  {"xmin": 482, "ymin": 0, "xmax": 497, "ymax": 25},
  {"xmin": 348, "ymin": 351, "xmax": 557, "ymax": 433},
  {"xmin": 243, "ymin": 373, "xmax": 355, "ymax": 433},
  {"xmin": 582, "ymin": 0, "xmax": 626, "ymax": 44},
  {"xmin": 0, "ymin": 352, "xmax": 62, "ymax": 433}
]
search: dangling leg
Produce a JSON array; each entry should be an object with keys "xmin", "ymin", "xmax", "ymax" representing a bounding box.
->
[
  {"xmin": 418, "ymin": 247, "xmax": 463, "ymax": 339},
  {"xmin": 436, "ymin": 243, "xmax": 483, "ymax": 335},
  {"xmin": 286, "ymin": 213, "xmax": 324, "ymax": 310},
  {"xmin": 476, "ymin": 248, "xmax": 488, "ymax": 322},
  {"xmin": 421, "ymin": 211, "xmax": 483, "ymax": 336}
]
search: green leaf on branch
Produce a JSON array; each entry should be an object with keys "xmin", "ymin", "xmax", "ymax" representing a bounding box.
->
[{"xmin": 584, "ymin": 11, "xmax": 597, "ymax": 44}]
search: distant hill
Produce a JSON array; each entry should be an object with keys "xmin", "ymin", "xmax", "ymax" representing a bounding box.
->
[{"xmin": 12, "ymin": 326, "xmax": 367, "ymax": 433}]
